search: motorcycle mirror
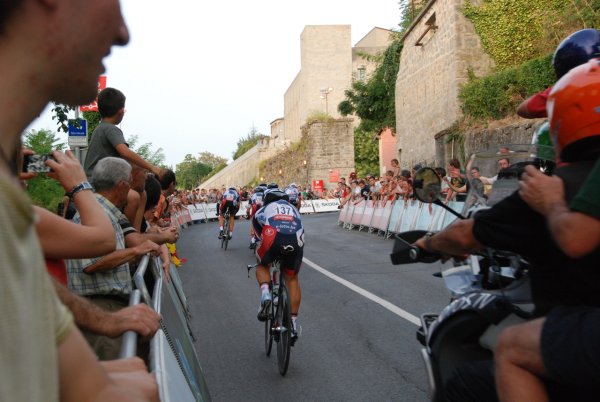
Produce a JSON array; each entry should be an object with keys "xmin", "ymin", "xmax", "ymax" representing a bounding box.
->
[
  {"xmin": 413, "ymin": 168, "xmax": 442, "ymax": 203},
  {"xmin": 413, "ymin": 167, "xmax": 466, "ymax": 220}
]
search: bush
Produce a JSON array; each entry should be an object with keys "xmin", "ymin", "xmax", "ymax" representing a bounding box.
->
[{"xmin": 459, "ymin": 54, "xmax": 554, "ymax": 120}]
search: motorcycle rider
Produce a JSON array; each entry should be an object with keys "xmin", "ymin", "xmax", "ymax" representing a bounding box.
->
[
  {"xmin": 494, "ymin": 62, "xmax": 600, "ymax": 402},
  {"xmin": 414, "ymin": 58, "xmax": 600, "ymax": 401}
]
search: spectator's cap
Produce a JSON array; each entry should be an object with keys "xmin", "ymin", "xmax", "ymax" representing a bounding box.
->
[{"xmin": 548, "ymin": 58, "xmax": 600, "ymax": 162}]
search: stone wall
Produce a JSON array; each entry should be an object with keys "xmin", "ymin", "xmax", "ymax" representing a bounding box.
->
[
  {"xmin": 260, "ymin": 119, "xmax": 355, "ymax": 191},
  {"xmin": 197, "ymin": 139, "xmax": 278, "ymax": 189},
  {"xmin": 395, "ymin": 0, "xmax": 494, "ymax": 168}
]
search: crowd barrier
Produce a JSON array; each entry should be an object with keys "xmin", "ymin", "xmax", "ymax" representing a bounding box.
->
[
  {"xmin": 337, "ymin": 199, "xmax": 464, "ymax": 237},
  {"xmin": 181, "ymin": 198, "xmax": 342, "ymax": 221},
  {"xmin": 121, "ymin": 255, "xmax": 211, "ymax": 402}
]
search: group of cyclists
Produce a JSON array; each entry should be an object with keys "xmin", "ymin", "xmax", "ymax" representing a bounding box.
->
[{"xmin": 215, "ymin": 182, "xmax": 305, "ymax": 341}]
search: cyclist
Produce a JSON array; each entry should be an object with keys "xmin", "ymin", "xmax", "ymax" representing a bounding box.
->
[
  {"xmin": 285, "ymin": 183, "xmax": 302, "ymax": 210},
  {"xmin": 248, "ymin": 184, "xmax": 267, "ymax": 249},
  {"xmin": 217, "ymin": 186, "xmax": 240, "ymax": 240},
  {"xmin": 253, "ymin": 188, "xmax": 305, "ymax": 342}
]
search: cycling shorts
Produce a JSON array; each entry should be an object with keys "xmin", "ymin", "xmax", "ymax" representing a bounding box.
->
[
  {"xmin": 219, "ymin": 200, "xmax": 239, "ymax": 216},
  {"xmin": 256, "ymin": 226, "xmax": 303, "ymax": 275}
]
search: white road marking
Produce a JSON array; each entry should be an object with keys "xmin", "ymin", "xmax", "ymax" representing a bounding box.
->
[{"xmin": 303, "ymin": 257, "xmax": 421, "ymax": 326}]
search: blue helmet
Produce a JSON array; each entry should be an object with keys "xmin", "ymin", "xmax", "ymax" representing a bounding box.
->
[{"xmin": 553, "ymin": 29, "xmax": 600, "ymax": 79}]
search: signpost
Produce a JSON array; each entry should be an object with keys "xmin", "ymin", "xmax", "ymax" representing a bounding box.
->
[{"xmin": 68, "ymin": 118, "xmax": 88, "ymax": 147}]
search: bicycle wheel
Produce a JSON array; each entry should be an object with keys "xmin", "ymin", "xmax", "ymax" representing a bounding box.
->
[
  {"xmin": 222, "ymin": 214, "xmax": 229, "ymax": 250},
  {"xmin": 276, "ymin": 284, "xmax": 292, "ymax": 376},
  {"xmin": 264, "ymin": 292, "xmax": 274, "ymax": 356}
]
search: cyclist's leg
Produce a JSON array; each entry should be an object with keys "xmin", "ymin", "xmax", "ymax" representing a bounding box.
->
[
  {"xmin": 255, "ymin": 226, "xmax": 277, "ymax": 321},
  {"xmin": 283, "ymin": 270, "xmax": 301, "ymax": 315},
  {"xmin": 281, "ymin": 237, "xmax": 303, "ymax": 339}
]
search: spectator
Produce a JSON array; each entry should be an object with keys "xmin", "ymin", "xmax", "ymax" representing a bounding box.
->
[
  {"xmin": 390, "ymin": 158, "xmax": 400, "ymax": 177},
  {"xmin": 152, "ymin": 169, "xmax": 176, "ymax": 227},
  {"xmin": 66, "ymin": 157, "xmax": 160, "ymax": 360},
  {"xmin": 0, "ymin": 1, "xmax": 158, "ymax": 401},
  {"xmin": 358, "ymin": 179, "xmax": 370, "ymax": 200},
  {"xmin": 443, "ymin": 158, "xmax": 467, "ymax": 203},
  {"xmin": 84, "ymin": 87, "xmax": 163, "ymax": 180}
]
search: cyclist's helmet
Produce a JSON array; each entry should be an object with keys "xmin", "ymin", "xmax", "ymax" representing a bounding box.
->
[
  {"xmin": 288, "ymin": 183, "xmax": 298, "ymax": 188},
  {"xmin": 547, "ymin": 58, "xmax": 600, "ymax": 162},
  {"xmin": 267, "ymin": 182, "xmax": 279, "ymax": 189},
  {"xmin": 531, "ymin": 122, "xmax": 555, "ymax": 161},
  {"xmin": 228, "ymin": 186, "xmax": 237, "ymax": 191},
  {"xmin": 263, "ymin": 189, "xmax": 289, "ymax": 205},
  {"xmin": 553, "ymin": 29, "xmax": 600, "ymax": 79},
  {"xmin": 254, "ymin": 186, "xmax": 266, "ymax": 193}
]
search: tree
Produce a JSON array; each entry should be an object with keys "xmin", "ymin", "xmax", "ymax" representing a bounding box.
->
[
  {"xmin": 232, "ymin": 126, "xmax": 268, "ymax": 160},
  {"xmin": 23, "ymin": 129, "xmax": 67, "ymax": 212},
  {"xmin": 197, "ymin": 151, "xmax": 227, "ymax": 170},
  {"xmin": 126, "ymin": 134, "xmax": 166, "ymax": 167},
  {"xmin": 175, "ymin": 154, "xmax": 212, "ymax": 189}
]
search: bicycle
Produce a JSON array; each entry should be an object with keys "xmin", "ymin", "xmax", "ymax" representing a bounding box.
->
[
  {"xmin": 247, "ymin": 246, "xmax": 295, "ymax": 376},
  {"xmin": 221, "ymin": 210, "xmax": 230, "ymax": 250}
]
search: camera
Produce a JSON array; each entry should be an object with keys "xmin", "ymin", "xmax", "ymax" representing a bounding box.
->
[{"xmin": 22, "ymin": 154, "xmax": 55, "ymax": 173}]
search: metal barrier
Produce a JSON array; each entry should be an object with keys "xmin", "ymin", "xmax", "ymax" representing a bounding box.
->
[
  {"xmin": 122, "ymin": 255, "xmax": 211, "ymax": 402},
  {"xmin": 338, "ymin": 198, "xmax": 464, "ymax": 236}
]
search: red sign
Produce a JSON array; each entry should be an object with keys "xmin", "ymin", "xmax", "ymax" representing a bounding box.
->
[
  {"xmin": 329, "ymin": 169, "xmax": 339, "ymax": 183},
  {"xmin": 313, "ymin": 180, "xmax": 324, "ymax": 192},
  {"xmin": 79, "ymin": 76, "xmax": 107, "ymax": 112}
]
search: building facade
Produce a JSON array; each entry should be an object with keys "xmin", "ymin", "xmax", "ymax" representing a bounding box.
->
[{"xmin": 395, "ymin": 0, "xmax": 494, "ymax": 167}]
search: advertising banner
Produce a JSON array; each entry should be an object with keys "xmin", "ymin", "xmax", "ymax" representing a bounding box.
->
[
  {"xmin": 203, "ymin": 203, "xmax": 218, "ymax": 220},
  {"xmin": 299, "ymin": 200, "xmax": 315, "ymax": 214},
  {"xmin": 312, "ymin": 198, "xmax": 341, "ymax": 212},
  {"xmin": 187, "ymin": 205, "xmax": 207, "ymax": 221}
]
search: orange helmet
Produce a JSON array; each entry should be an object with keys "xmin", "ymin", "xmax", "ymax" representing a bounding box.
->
[{"xmin": 548, "ymin": 58, "xmax": 600, "ymax": 162}]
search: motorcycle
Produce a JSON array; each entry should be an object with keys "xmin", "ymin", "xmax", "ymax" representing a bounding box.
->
[{"xmin": 390, "ymin": 146, "xmax": 540, "ymax": 402}]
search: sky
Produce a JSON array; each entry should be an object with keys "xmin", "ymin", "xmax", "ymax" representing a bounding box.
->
[{"xmin": 27, "ymin": 0, "xmax": 402, "ymax": 168}]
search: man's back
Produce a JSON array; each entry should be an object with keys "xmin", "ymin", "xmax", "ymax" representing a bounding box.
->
[{"xmin": 254, "ymin": 199, "xmax": 303, "ymax": 236}]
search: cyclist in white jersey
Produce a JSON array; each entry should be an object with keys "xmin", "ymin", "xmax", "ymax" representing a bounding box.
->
[
  {"xmin": 285, "ymin": 183, "xmax": 302, "ymax": 210},
  {"xmin": 217, "ymin": 187, "xmax": 240, "ymax": 240}
]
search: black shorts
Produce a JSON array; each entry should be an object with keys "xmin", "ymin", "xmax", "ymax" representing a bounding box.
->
[
  {"xmin": 219, "ymin": 200, "xmax": 239, "ymax": 216},
  {"xmin": 541, "ymin": 305, "xmax": 600, "ymax": 385},
  {"xmin": 256, "ymin": 229, "xmax": 303, "ymax": 275}
]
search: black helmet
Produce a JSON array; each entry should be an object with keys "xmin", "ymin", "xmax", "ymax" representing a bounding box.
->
[
  {"xmin": 263, "ymin": 189, "xmax": 289, "ymax": 205},
  {"xmin": 267, "ymin": 182, "xmax": 279, "ymax": 189},
  {"xmin": 553, "ymin": 29, "xmax": 600, "ymax": 79},
  {"xmin": 254, "ymin": 186, "xmax": 266, "ymax": 193}
]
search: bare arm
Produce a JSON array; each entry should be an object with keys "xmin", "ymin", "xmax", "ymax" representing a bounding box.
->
[
  {"xmin": 123, "ymin": 189, "xmax": 146, "ymax": 232},
  {"xmin": 52, "ymin": 278, "xmax": 160, "ymax": 338},
  {"xmin": 519, "ymin": 165, "xmax": 600, "ymax": 258},
  {"xmin": 58, "ymin": 326, "xmax": 158, "ymax": 402},
  {"xmin": 115, "ymin": 144, "xmax": 161, "ymax": 176},
  {"xmin": 37, "ymin": 150, "xmax": 115, "ymax": 259},
  {"xmin": 414, "ymin": 219, "xmax": 484, "ymax": 256},
  {"xmin": 83, "ymin": 241, "xmax": 159, "ymax": 274},
  {"xmin": 124, "ymin": 228, "xmax": 178, "ymax": 248}
]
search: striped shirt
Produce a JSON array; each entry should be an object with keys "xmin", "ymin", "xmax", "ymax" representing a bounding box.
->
[{"xmin": 66, "ymin": 194, "xmax": 132, "ymax": 297}]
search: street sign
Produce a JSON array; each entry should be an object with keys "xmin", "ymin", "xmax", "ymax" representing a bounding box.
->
[{"xmin": 68, "ymin": 118, "xmax": 88, "ymax": 147}]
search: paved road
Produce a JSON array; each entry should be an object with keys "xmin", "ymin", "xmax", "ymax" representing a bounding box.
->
[{"xmin": 176, "ymin": 212, "xmax": 449, "ymax": 402}]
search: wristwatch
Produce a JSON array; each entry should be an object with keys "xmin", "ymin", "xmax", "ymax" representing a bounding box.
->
[
  {"xmin": 423, "ymin": 232, "xmax": 435, "ymax": 253},
  {"xmin": 66, "ymin": 181, "xmax": 94, "ymax": 199}
]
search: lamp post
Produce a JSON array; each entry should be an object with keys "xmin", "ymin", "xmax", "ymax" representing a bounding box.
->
[
  {"xmin": 320, "ymin": 87, "xmax": 333, "ymax": 115},
  {"xmin": 303, "ymin": 159, "xmax": 308, "ymax": 188}
]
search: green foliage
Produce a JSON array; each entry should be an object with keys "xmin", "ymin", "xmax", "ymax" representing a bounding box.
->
[
  {"xmin": 463, "ymin": 0, "xmax": 600, "ymax": 70},
  {"xmin": 200, "ymin": 162, "xmax": 227, "ymax": 182},
  {"xmin": 175, "ymin": 154, "xmax": 212, "ymax": 189},
  {"xmin": 197, "ymin": 151, "xmax": 227, "ymax": 170},
  {"xmin": 23, "ymin": 129, "xmax": 67, "ymax": 212},
  {"xmin": 51, "ymin": 103, "xmax": 74, "ymax": 133},
  {"xmin": 354, "ymin": 128, "xmax": 379, "ymax": 178},
  {"xmin": 126, "ymin": 134, "xmax": 166, "ymax": 167},
  {"xmin": 339, "ymin": 39, "xmax": 402, "ymax": 133},
  {"xmin": 459, "ymin": 54, "xmax": 555, "ymax": 120},
  {"xmin": 233, "ymin": 126, "xmax": 268, "ymax": 160},
  {"xmin": 83, "ymin": 111, "xmax": 101, "ymax": 141}
]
